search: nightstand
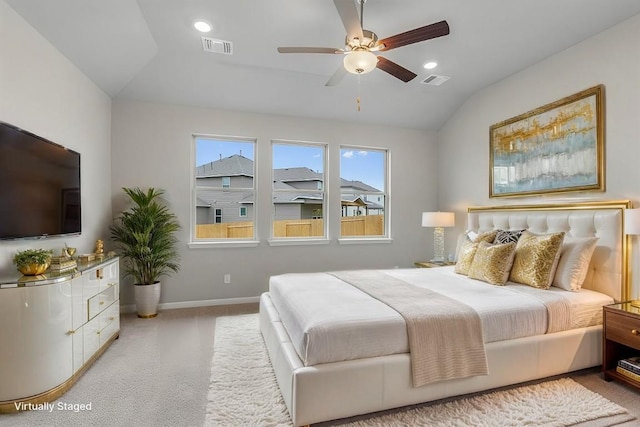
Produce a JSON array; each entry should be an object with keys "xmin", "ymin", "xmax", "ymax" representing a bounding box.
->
[
  {"xmin": 414, "ymin": 261, "xmax": 455, "ymax": 268},
  {"xmin": 603, "ymin": 302, "xmax": 640, "ymax": 390}
]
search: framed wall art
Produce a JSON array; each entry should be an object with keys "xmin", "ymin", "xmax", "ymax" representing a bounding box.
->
[{"xmin": 489, "ymin": 85, "xmax": 604, "ymax": 198}]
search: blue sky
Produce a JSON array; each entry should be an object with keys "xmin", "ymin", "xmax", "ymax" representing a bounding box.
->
[{"xmin": 196, "ymin": 138, "xmax": 384, "ymax": 191}]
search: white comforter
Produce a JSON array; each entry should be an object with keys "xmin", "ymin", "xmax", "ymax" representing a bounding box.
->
[{"xmin": 268, "ymin": 266, "xmax": 613, "ymax": 366}]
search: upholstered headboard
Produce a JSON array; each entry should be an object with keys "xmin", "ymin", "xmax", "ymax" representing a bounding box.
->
[{"xmin": 467, "ymin": 200, "xmax": 631, "ymax": 302}]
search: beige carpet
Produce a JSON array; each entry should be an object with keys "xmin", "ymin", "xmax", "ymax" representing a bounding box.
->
[{"xmin": 206, "ymin": 314, "xmax": 636, "ymax": 427}]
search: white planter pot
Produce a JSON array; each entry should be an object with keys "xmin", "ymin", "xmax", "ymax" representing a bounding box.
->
[{"xmin": 134, "ymin": 281, "xmax": 161, "ymax": 318}]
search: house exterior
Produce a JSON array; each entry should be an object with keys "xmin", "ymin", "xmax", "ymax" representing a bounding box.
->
[{"xmin": 195, "ymin": 154, "xmax": 382, "ymax": 224}]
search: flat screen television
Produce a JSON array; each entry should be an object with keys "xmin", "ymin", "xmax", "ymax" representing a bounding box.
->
[{"xmin": 0, "ymin": 121, "xmax": 81, "ymax": 240}]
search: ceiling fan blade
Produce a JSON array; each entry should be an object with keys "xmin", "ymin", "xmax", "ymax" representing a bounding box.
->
[
  {"xmin": 333, "ymin": 0, "xmax": 364, "ymax": 43},
  {"xmin": 278, "ymin": 47, "xmax": 343, "ymax": 54},
  {"xmin": 325, "ymin": 64, "xmax": 348, "ymax": 87},
  {"xmin": 376, "ymin": 56, "xmax": 417, "ymax": 82},
  {"xmin": 378, "ymin": 20, "xmax": 450, "ymax": 51}
]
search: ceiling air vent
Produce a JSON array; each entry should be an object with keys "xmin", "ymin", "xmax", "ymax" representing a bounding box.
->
[
  {"xmin": 201, "ymin": 37, "xmax": 233, "ymax": 55},
  {"xmin": 421, "ymin": 74, "xmax": 450, "ymax": 86}
]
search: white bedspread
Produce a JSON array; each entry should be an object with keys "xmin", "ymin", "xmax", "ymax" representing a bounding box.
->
[{"xmin": 268, "ymin": 266, "xmax": 613, "ymax": 367}]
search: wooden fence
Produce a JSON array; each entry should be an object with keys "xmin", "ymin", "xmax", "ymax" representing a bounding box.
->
[
  {"xmin": 195, "ymin": 215, "xmax": 384, "ymax": 238},
  {"xmin": 341, "ymin": 215, "xmax": 384, "ymax": 236}
]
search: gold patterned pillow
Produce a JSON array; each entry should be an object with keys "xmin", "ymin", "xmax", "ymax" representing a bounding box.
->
[
  {"xmin": 468, "ymin": 241, "xmax": 517, "ymax": 285},
  {"xmin": 454, "ymin": 237, "xmax": 479, "ymax": 275},
  {"xmin": 475, "ymin": 230, "xmax": 498, "ymax": 244},
  {"xmin": 509, "ymin": 230, "xmax": 566, "ymax": 289}
]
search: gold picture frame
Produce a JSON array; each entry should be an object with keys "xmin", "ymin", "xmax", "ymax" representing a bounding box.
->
[{"xmin": 489, "ymin": 85, "xmax": 604, "ymax": 198}]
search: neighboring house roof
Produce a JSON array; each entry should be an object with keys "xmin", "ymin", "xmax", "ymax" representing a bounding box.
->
[
  {"xmin": 340, "ymin": 179, "xmax": 380, "ymax": 192},
  {"xmin": 342, "ymin": 196, "xmax": 367, "ymax": 207},
  {"xmin": 273, "ymin": 167, "xmax": 322, "ymax": 182},
  {"xmin": 196, "ymin": 154, "xmax": 253, "ymax": 178},
  {"xmin": 196, "ymin": 197, "xmax": 211, "ymax": 207},
  {"xmin": 196, "ymin": 155, "xmax": 380, "ymax": 207},
  {"xmin": 195, "ymin": 189, "xmax": 254, "ymax": 207}
]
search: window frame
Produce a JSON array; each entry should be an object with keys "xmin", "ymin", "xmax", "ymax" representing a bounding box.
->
[
  {"xmin": 269, "ymin": 139, "xmax": 329, "ymax": 245},
  {"xmin": 189, "ymin": 134, "xmax": 259, "ymax": 248},
  {"xmin": 338, "ymin": 145, "xmax": 391, "ymax": 243}
]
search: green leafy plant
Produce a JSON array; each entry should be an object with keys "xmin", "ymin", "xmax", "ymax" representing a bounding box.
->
[
  {"xmin": 110, "ymin": 187, "xmax": 180, "ymax": 285},
  {"xmin": 13, "ymin": 249, "xmax": 53, "ymax": 268}
]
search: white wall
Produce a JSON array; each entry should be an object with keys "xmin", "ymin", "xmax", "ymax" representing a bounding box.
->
[
  {"xmin": 0, "ymin": 1, "xmax": 112, "ymax": 276},
  {"xmin": 111, "ymin": 100, "xmax": 438, "ymax": 306},
  {"xmin": 437, "ymin": 14, "xmax": 640, "ymax": 298}
]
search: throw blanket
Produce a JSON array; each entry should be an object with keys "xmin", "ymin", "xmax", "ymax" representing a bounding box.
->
[{"xmin": 329, "ymin": 270, "xmax": 489, "ymax": 387}]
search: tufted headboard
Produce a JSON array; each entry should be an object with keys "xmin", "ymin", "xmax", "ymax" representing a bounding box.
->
[{"xmin": 467, "ymin": 200, "xmax": 631, "ymax": 302}]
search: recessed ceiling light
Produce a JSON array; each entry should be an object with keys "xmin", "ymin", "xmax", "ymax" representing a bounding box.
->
[
  {"xmin": 423, "ymin": 61, "xmax": 438, "ymax": 70},
  {"xmin": 193, "ymin": 20, "xmax": 212, "ymax": 33}
]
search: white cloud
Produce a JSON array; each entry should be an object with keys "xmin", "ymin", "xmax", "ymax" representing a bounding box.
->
[
  {"xmin": 342, "ymin": 151, "xmax": 354, "ymax": 158},
  {"xmin": 358, "ymin": 151, "xmax": 368, "ymax": 156}
]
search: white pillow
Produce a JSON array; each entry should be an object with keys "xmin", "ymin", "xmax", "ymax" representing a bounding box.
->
[{"xmin": 552, "ymin": 237, "xmax": 598, "ymax": 291}]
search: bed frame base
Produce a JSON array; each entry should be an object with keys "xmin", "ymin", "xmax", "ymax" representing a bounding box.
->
[{"xmin": 260, "ymin": 293, "xmax": 603, "ymax": 426}]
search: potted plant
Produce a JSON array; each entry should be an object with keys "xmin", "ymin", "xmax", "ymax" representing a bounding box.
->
[
  {"xmin": 13, "ymin": 249, "xmax": 53, "ymax": 275},
  {"xmin": 110, "ymin": 187, "xmax": 180, "ymax": 318}
]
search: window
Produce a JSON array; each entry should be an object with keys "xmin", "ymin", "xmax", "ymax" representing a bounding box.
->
[
  {"xmin": 340, "ymin": 147, "xmax": 388, "ymax": 237},
  {"xmin": 192, "ymin": 136, "xmax": 255, "ymax": 241},
  {"xmin": 272, "ymin": 141, "xmax": 326, "ymax": 240}
]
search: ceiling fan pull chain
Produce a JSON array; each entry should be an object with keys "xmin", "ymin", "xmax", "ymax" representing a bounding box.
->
[{"xmin": 356, "ymin": 73, "xmax": 362, "ymax": 112}]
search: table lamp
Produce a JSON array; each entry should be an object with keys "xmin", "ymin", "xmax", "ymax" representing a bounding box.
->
[
  {"xmin": 421, "ymin": 211, "xmax": 455, "ymax": 263},
  {"xmin": 625, "ymin": 208, "xmax": 640, "ymax": 307}
]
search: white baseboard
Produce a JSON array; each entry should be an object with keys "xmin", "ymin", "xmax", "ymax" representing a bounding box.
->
[{"xmin": 119, "ymin": 296, "xmax": 260, "ymax": 314}]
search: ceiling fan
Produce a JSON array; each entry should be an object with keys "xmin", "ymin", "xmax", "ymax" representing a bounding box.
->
[{"xmin": 277, "ymin": 0, "xmax": 450, "ymax": 86}]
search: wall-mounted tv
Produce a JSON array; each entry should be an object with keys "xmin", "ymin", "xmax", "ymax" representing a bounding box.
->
[{"xmin": 0, "ymin": 121, "xmax": 81, "ymax": 240}]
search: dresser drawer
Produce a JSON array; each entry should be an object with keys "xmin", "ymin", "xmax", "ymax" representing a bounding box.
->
[
  {"xmin": 98, "ymin": 302, "xmax": 120, "ymax": 346},
  {"xmin": 606, "ymin": 310, "xmax": 640, "ymax": 350},
  {"xmin": 88, "ymin": 284, "xmax": 118, "ymax": 320}
]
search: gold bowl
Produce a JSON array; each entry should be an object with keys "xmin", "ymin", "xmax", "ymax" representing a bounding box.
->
[{"xmin": 18, "ymin": 263, "xmax": 50, "ymax": 276}]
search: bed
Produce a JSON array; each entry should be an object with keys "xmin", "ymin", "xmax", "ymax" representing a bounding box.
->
[{"xmin": 259, "ymin": 200, "xmax": 632, "ymax": 426}]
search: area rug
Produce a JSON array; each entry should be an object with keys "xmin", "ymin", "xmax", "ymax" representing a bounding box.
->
[{"xmin": 205, "ymin": 314, "xmax": 635, "ymax": 427}]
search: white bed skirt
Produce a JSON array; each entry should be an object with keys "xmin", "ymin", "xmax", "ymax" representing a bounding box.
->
[{"xmin": 260, "ymin": 292, "xmax": 603, "ymax": 426}]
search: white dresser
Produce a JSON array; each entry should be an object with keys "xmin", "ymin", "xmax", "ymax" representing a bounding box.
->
[{"xmin": 0, "ymin": 257, "xmax": 119, "ymax": 412}]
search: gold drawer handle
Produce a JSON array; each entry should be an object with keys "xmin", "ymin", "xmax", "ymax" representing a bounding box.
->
[
  {"xmin": 67, "ymin": 330, "xmax": 75, "ymax": 335},
  {"xmin": 109, "ymin": 316, "xmax": 115, "ymax": 321},
  {"xmin": 632, "ymin": 329, "xmax": 639, "ymax": 335},
  {"xmin": 99, "ymin": 301, "xmax": 105, "ymax": 305}
]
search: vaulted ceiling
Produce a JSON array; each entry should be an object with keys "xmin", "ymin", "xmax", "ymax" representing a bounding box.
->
[{"xmin": 7, "ymin": 0, "xmax": 640, "ymax": 130}]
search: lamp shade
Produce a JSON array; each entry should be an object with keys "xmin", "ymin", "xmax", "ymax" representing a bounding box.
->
[
  {"xmin": 421, "ymin": 212, "xmax": 455, "ymax": 228},
  {"xmin": 625, "ymin": 208, "xmax": 640, "ymax": 235},
  {"xmin": 343, "ymin": 50, "xmax": 377, "ymax": 75}
]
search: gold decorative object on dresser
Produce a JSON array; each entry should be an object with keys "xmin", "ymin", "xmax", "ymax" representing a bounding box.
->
[
  {"xmin": 0, "ymin": 256, "xmax": 120, "ymax": 413},
  {"xmin": 12, "ymin": 248, "xmax": 53, "ymax": 276},
  {"xmin": 603, "ymin": 302, "xmax": 640, "ymax": 391}
]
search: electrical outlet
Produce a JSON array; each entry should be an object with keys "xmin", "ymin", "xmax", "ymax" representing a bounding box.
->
[{"xmin": 223, "ymin": 274, "xmax": 231, "ymax": 284}]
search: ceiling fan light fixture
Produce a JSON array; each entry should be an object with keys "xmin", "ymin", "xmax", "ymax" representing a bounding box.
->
[{"xmin": 343, "ymin": 50, "xmax": 377, "ymax": 75}]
